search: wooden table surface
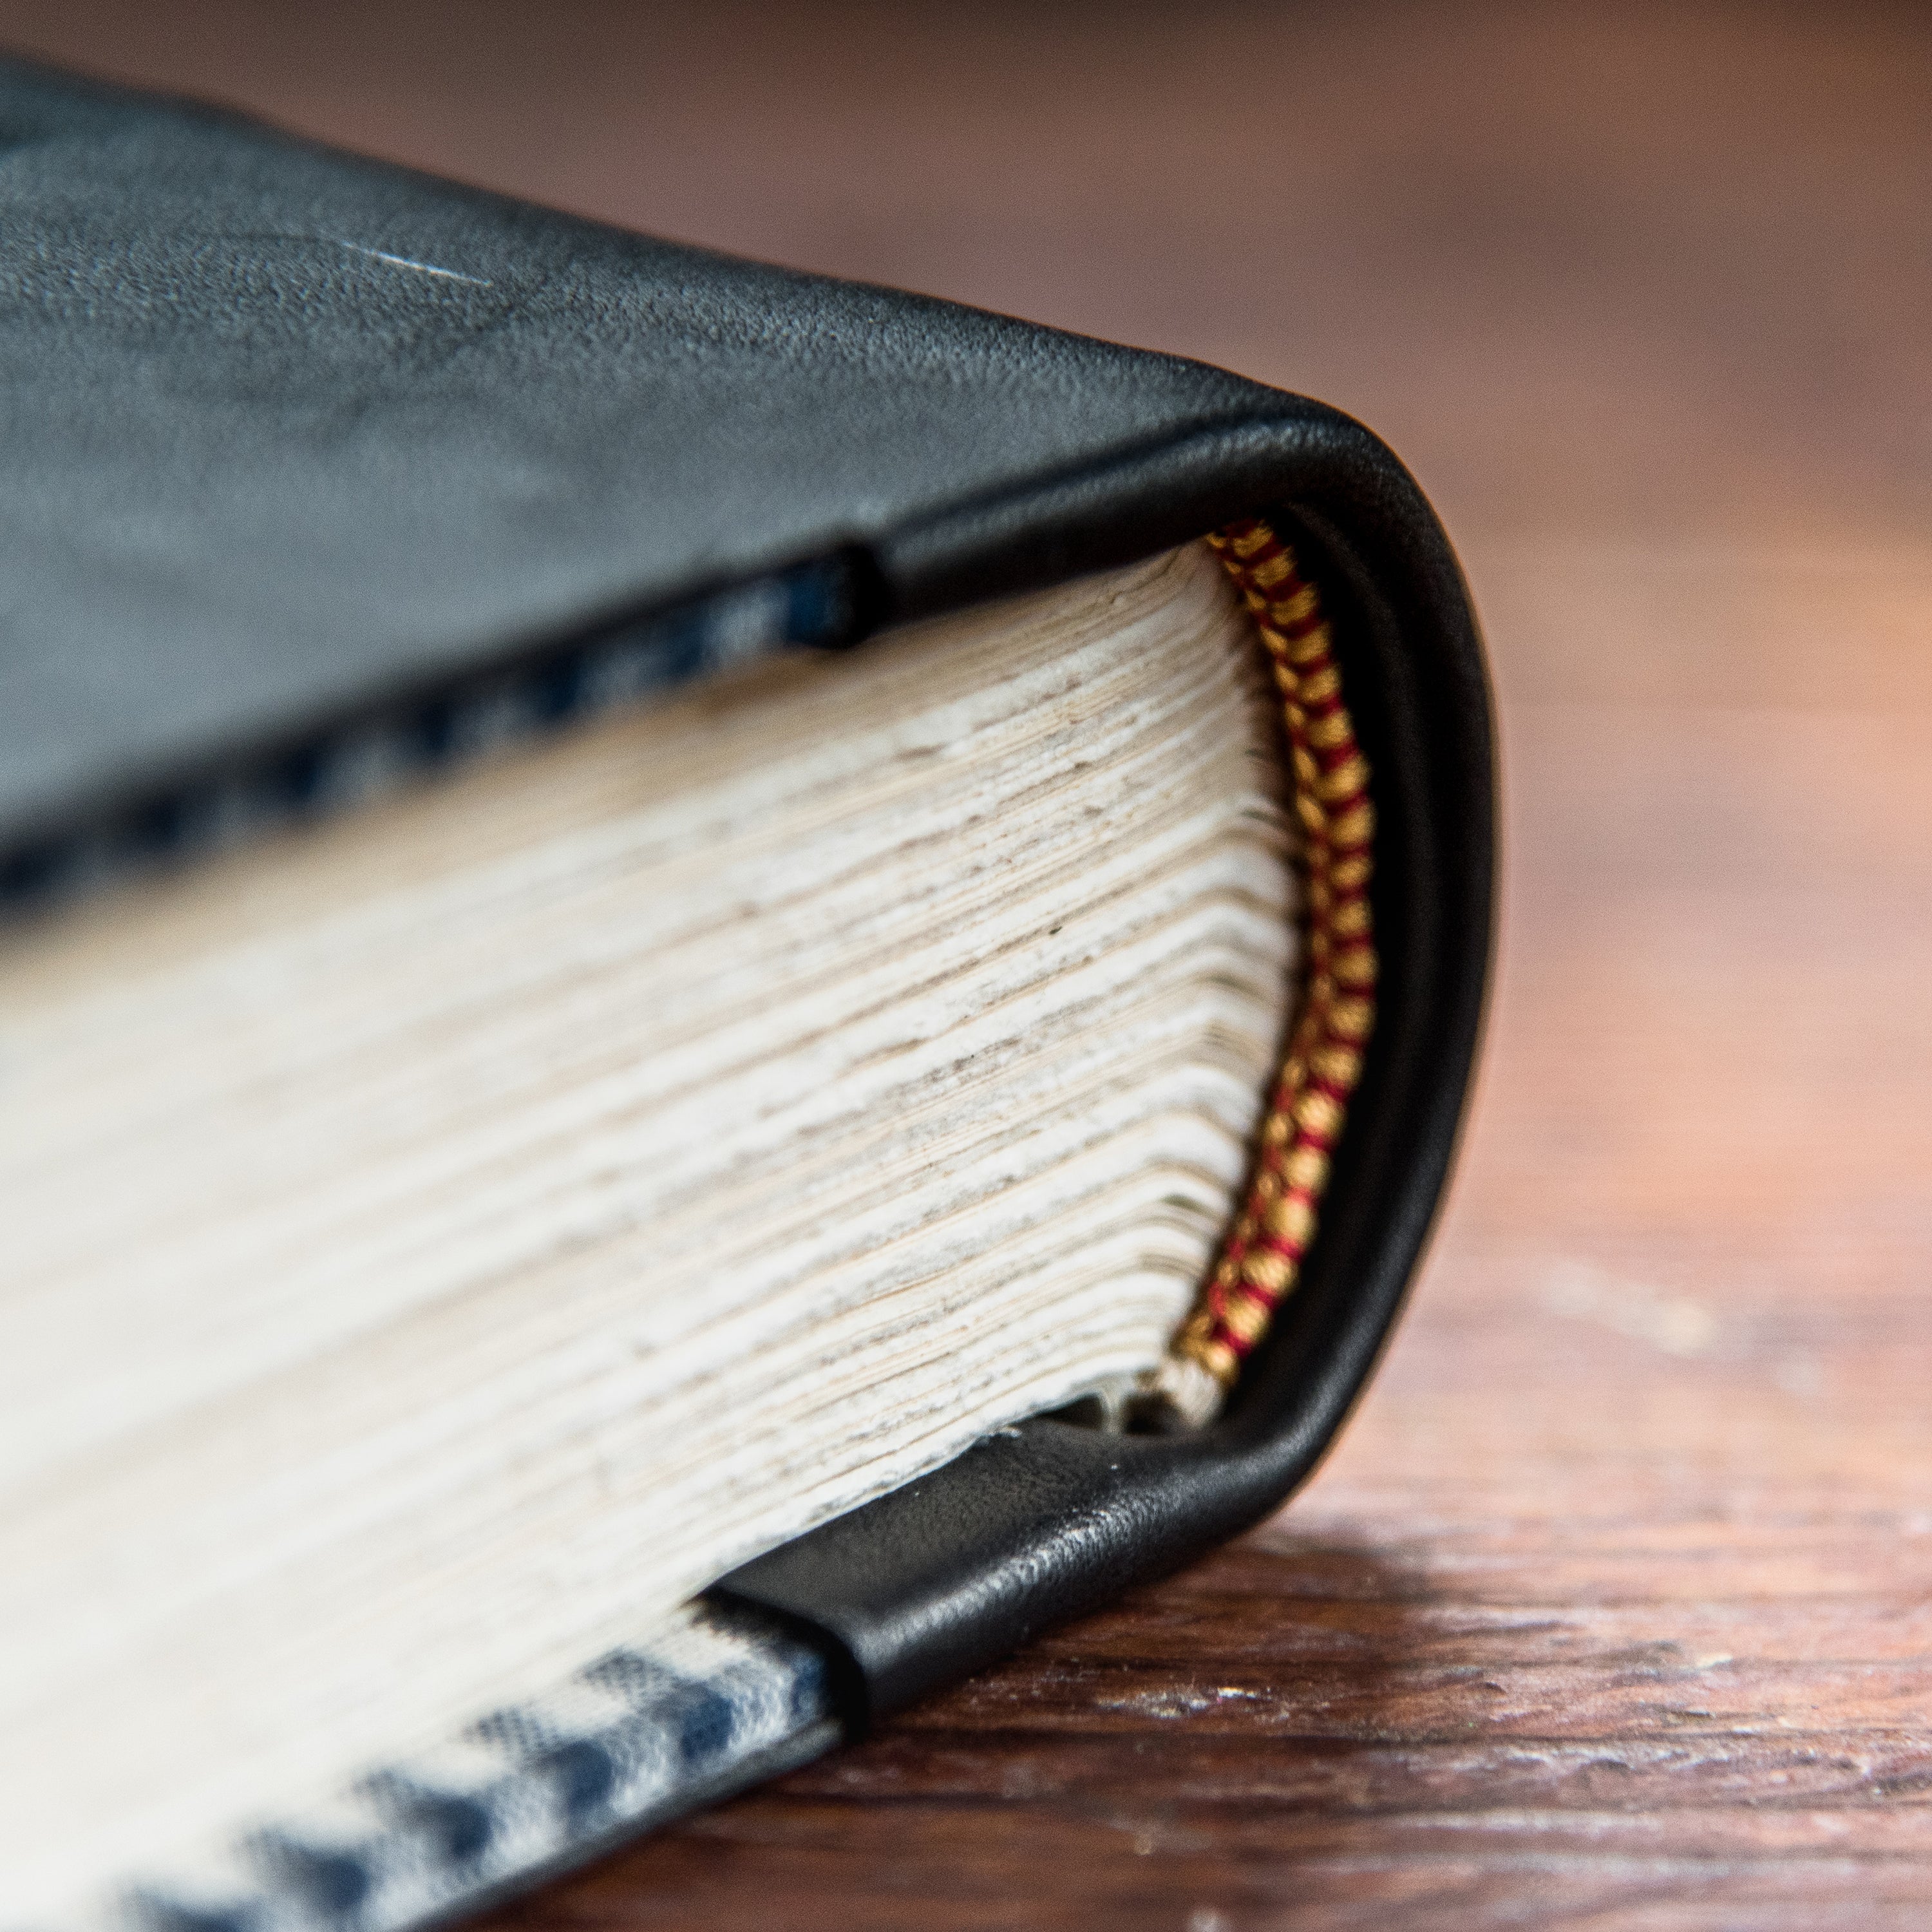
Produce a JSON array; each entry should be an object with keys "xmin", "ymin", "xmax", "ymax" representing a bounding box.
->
[{"xmin": 8, "ymin": 4, "xmax": 1928, "ymax": 1924}]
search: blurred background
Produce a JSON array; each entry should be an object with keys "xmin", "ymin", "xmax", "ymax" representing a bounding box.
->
[{"xmin": 9, "ymin": 4, "xmax": 1928, "ymax": 1924}]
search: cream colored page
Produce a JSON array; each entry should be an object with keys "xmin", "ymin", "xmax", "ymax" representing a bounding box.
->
[{"xmin": 0, "ymin": 542, "xmax": 1292, "ymax": 1917}]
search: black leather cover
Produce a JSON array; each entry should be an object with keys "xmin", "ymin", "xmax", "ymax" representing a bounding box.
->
[{"xmin": 1, "ymin": 59, "xmax": 1495, "ymax": 1730}]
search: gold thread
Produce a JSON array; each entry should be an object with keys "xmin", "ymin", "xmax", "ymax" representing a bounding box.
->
[{"xmin": 1155, "ymin": 519, "xmax": 1379, "ymax": 1405}]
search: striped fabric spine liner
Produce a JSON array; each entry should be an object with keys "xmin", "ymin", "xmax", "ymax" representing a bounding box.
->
[{"xmin": 53, "ymin": 1604, "xmax": 837, "ymax": 1932}]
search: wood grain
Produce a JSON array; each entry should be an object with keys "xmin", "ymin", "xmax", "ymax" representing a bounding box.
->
[{"xmin": 5, "ymin": 3, "xmax": 1927, "ymax": 1923}]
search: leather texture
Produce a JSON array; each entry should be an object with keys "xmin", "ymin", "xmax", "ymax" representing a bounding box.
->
[
  {"xmin": 8, "ymin": 57, "xmax": 1294, "ymax": 853},
  {"xmin": 2, "ymin": 61, "xmax": 1496, "ymax": 1734}
]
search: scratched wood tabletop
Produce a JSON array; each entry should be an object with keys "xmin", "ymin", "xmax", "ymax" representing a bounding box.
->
[{"xmin": 9, "ymin": 3, "xmax": 1929, "ymax": 1924}]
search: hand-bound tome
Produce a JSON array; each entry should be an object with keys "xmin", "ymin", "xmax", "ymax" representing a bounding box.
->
[{"xmin": 0, "ymin": 57, "xmax": 1494, "ymax": 1932}]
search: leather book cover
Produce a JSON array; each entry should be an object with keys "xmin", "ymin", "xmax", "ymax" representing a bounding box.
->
[{"xmin": 0, "ymin": 55, "xmax": 1495, "ymax": 1931}]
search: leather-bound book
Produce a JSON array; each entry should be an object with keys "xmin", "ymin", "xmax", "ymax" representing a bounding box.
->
[{"xmin": 0, "ymin": 57, "xmax": 1494, "ymax": 1932}]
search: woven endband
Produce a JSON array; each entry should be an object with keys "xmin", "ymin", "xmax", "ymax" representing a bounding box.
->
[{"xmin": 1147, "ymin": 520, "xmax": 1378, "ymax": 1425}]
